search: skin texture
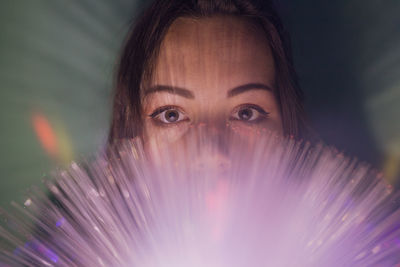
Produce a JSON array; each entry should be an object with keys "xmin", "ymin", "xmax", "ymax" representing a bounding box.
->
[{"xmin": 143, "ymin": 16, "xmax": 282, "ymax": 148}]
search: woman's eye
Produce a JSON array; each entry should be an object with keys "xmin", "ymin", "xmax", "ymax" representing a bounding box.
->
[
  {"xmin": 231, "ymin": 105, "xmax": 269, "ymax": 122},
  {"xmin": 149, "ymin": 106, "xmax": 188, "ymax": 124}
]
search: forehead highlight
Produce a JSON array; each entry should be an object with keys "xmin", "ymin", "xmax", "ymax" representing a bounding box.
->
[
  {"xmin": 163, "ymin": 16, "xmax": 269, "ymax": 51},
  {"xmin": 149, "ymin": 15, "xmax": 276, "ymax": 97}
]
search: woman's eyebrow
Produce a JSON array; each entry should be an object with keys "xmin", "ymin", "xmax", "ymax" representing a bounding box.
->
[
  {"xmin": 227, "ymin": 83, "xmax": 273, "ymax": 97},
  {"xmin": 145, "ymin": 85, "xmax": 195, "ymax": 99}
]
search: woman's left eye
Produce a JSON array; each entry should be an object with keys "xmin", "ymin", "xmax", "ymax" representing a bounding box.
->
[{"xmin": 231, "ymin": 104, "xmax": 269, "ymax": 122}]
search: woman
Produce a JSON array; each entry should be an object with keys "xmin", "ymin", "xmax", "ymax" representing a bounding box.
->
[{"xmin": 108, "ymin": 0, "xmax": 310, "ymax": 148}]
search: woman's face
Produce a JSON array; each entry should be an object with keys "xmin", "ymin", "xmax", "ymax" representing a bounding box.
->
[{"xmin": 143, "ymin": 16, "xmax": 282, "ymax": 146}]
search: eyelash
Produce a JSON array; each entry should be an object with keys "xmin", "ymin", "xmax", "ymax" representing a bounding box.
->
[
  {"xmin": 149, "ymin": 104, "xmax": 269, "ymax": 126},
  {"xmin": 230, "ymin": 104, "xmax": 270, "ymax": 123},
  {"xmin": 149, "ymin": 105, "xmax": 189, "ymax": 126}
]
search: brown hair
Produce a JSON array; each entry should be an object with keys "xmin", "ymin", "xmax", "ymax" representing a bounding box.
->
[{"xmin": 108, "ymin": 0, "xmax": 308, "ymax": 144}]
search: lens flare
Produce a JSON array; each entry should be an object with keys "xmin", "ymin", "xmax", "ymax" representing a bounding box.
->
[
  {"xmin": 31, "ymin": 112, "xmax": 74, "ymax": 164},
  {"xmin": 32, "ymin": 112, "xmax": 58, "ymax": 158}
]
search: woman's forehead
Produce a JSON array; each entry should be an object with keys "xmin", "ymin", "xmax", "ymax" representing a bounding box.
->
[
  {"xmin": 152, "ymin": 15, "xmax": 275, "ymax": 93},
  {"xmin": 163, "ymin": 16, "xmax": 269, "ymax": 55}
]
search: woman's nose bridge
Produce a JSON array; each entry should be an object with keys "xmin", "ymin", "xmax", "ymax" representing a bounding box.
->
[
  {"xmin": 179, "ymin": 121, "xmax": 233, "ymax": 173},
  {"xmin": 187, "ymin": 120, "xmax": 231, "ymax": 153}
]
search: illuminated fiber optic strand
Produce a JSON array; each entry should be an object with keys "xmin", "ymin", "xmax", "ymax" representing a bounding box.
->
[{"xmin": 1, "ymin": 130, "xmax": 400, "ymax": 266}]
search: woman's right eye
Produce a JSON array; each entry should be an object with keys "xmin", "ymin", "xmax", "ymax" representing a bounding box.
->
[{"xmin": 149, "ymin": 106, "xmax": 189, "ymax": 124}]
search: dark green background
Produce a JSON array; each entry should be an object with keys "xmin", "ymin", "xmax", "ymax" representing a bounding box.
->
[{"xmin": 0, "ymin": 0, "xmax": 399, "ymax": 208}]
